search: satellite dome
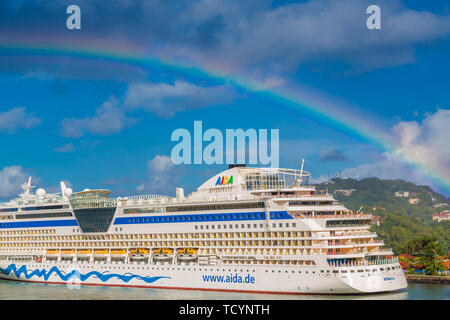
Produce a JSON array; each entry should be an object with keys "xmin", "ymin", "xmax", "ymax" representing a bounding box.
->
[
  {"xmin": 36, "ymin": 188, "xmax": 46, "ymax": 197},
  {"xmin": 83, "ymin": 188, "xmax": 91, "ymax": 192},
  {"xmin": 64, "ymin": 188, "xmax": 73, "ymax": 197}
]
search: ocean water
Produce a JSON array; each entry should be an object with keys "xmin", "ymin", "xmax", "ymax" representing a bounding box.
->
[{"xmin": 0, "ymin": 280, "xmax": 447, "ymax": 300}]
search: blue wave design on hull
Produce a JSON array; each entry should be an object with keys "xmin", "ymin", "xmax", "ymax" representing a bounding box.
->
[{"xmin": 0, "ymin": 264, "xmax": 171, "ymax": 284}]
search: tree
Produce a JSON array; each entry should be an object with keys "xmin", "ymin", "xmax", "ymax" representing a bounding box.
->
[{"xmin": 419, "ymin": 240, "xmax": 445, "ymax": 275}]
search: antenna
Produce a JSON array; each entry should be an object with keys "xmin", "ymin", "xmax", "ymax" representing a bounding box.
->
[
  {"xmin": 297, "ymin": 159, "xmax": 305, "ymax": 186},
  {"xmin": 19, "ymin": 176, "xmax": 34, "ymax": 198}
]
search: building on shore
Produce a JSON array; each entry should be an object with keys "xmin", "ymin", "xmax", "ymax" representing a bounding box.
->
[
  {"xmin": 394, "ymin": 191, "xmax": 410, "ymax": 198},
  {"xmin": 432, "ymin": 210, "xmax": 450, "ymax": 222},
  {"xmin": 333, "ymin": 189, "xmax": 356, "ymax": 196},
  {"xmin": 371, "ymin": 215, "xmax": 382, "ymax": 226},
  {"xmin": 433, "ymin": 203, "xmax": 449, "ymax": 208}
]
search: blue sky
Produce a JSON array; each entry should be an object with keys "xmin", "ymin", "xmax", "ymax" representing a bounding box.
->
[{"xmin": 0, "ymin": 0, "xmax": 450, "ymax": 199}]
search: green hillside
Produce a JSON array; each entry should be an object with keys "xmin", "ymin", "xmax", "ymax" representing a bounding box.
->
[{"xmin": 315, "ymin": 178, "xmax": 450, "ymax": 254}]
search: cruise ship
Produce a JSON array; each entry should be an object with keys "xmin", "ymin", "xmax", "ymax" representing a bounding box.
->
[{"xmin": 0, "ymin": 164, "xmax": 407, "ymax": 294}]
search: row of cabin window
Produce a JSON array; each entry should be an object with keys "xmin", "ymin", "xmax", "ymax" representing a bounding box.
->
[
  {"xmin": 194, "ymin": 222, "xmax": 297, "ymax": 230},
  {"xmin": 127, "ymin": 212, "xmax": 284, "ymax": 224}
]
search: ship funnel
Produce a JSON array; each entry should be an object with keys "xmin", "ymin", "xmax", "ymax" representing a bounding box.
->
[{"xmin": 176, "ymin": 187, "xmax": 184, "ymax": 201}]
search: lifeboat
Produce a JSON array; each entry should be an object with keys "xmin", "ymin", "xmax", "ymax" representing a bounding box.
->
[
  {"xmin": 130, "ymin": 248, "xmax": 149, "ymax": 255},
  {"xmin": 77, "ymin": 249, "xmax": 92, "ymax": 257},
  {"xmin": 177, "ymin": 248, "xmax": 198, "ymax": 261},
  {"xmin": 93, "ymin": 249, "xmax": 109, "ymax": 257},
  {"xmin": 61, "ymin": 249, "xmax": 76, "ymax": 257},
  {"xmin": 110, "ymin": 249, "xmax": 127, "ymax": 257},
  {"xmin": 161, "ymin": 248, "xmax": 174, "ymax": 255},
  {"xmin": 152, "ymin": 248, "xmax": 173, "ymax": 260},
  {"xmin": 129, "ymin": 248, "xmax": 150, "ymax": 260},
  {"xmin": 45, "ymin": 249, "xmax": 59, "ymax": 256},
  {"xmin": 176, "ymin": 248, "xmax": 186, "ymax": 255},
  {"xmin": 152, "ymin": 248, "xmax": 162, "ymax": 254},
  {"xmin": 183, "ymin": 248, "xmax": 198, "ymax": 255}
]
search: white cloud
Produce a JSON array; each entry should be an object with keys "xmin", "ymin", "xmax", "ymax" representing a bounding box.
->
[
  {"xmin": 259, "ymin": 76, "xmax": 286, "ymax": 89},
  {"xmin": 54, "ymin": 143, "xmax": 75, "ymax": 153},
  {"xmin": 60, "ymin": 96, "xmax": 137, "ymax": 138},
  {"xmin": 0, "ymin": 107, "xmax": 41, "ymax": 133},
  {"xmin": 3, "ymin": 1, "xmax": 450, "ymax": 80},
  {"xmin": 339, "ymin": 152, "xmax": 432, "ymax": 184},
  {"xmin": 125, "ymin": 80, "xmax": 237, "ymax": 118},
  {"xmin": 148, "ymin": 154, "xmax": 175, "ymax": 173},
  {"xmin": 327, "ymin": 109, "xmax": 450, "ymax": 193},
  {"xmin": 391, "ymin": 109, "xmax": 450, "ymax": 184},
  {"xmin": 20, "ymin": 70, "xmax": 55, "ymax": 81},
  {"xmin": 203, "ymin": 0, "xmax": 450, "ymax": 73},
  {"xmin": 0, "ymin": 166, "xmax": 32, "ymax": 198},
  {"xmin": 136, "ymin": 155, "xmax": 184, "ymax": 195}
]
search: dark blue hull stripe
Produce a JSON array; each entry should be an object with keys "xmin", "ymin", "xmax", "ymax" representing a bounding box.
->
[
  {"xmin": 0, "ymin": 219, "xmax": 78, "ymax": 229},
  {"xmin": 114, "ymin": 210, "xmax": 292, "ymax": 225},
  {"xmin": 0, "ymin": 211, "xmax": 292, "ymax": 229}
]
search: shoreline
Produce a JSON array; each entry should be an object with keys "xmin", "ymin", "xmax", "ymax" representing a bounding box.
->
[{"xmin": 406, "ymin": 274, "xmax": 450, "ymax": 285}]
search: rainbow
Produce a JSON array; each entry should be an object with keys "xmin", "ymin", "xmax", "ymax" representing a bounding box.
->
[{"xmin": 1, "ymin": 40, "xmax": 449, "ymax": 192}]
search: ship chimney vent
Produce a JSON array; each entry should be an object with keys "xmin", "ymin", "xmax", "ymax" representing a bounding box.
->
[{"xmin": 176, "ymin": 188, "xmax": 184, "ymax": 201}]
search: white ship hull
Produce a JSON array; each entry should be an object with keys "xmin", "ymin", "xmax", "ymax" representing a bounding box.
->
[
  {"xmin": 0, "ymin": 166, "xmax": 409, "ymax": 296},
  {"xmin": 0, "ymin": 261, "xmax": 407, "ymax": 295}
]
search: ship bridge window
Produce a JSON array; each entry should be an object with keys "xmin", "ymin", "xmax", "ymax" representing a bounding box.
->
[{"xmin": 73, "ymin": 207, "xmax": 116, "ymax": 233}]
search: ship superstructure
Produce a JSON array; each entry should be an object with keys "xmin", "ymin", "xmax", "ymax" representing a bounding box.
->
[{"xmin": 0, "ymin": 165, "xmax": 407, "ymax": 294}]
